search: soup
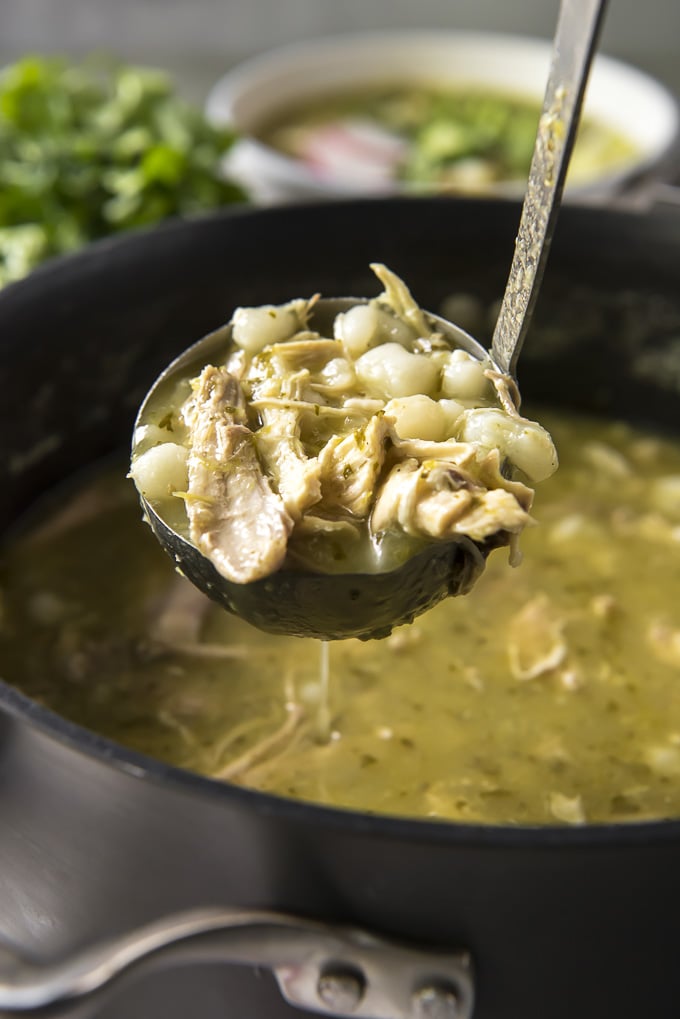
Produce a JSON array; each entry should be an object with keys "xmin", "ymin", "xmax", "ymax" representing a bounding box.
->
[
  {"xmin": 130, "ymin": 265, "xmax": 556, "ymax": 585},
  {"xmin": 2, "ymin": 412, "xmax": 680, "ymax": 825},
  {"xmin": 258, "ymin": 85, "xmax": 638, "ymax": 192}
]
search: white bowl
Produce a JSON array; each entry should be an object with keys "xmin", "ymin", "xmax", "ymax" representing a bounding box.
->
[{"xmin": 206, "ymin": 30, "xmax": 680, "ymax": 204}]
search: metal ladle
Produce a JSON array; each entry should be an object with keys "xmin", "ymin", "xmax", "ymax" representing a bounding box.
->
[{"xmin": 135, "ymin": 0, "xmax": 607, "ymax": 641}]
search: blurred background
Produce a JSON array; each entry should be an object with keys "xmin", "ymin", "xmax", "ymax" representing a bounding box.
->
[
  {"xmin": 2, "ymin": 0, "xmax": 680, "ymax": 99},
  {"xmin": 1, "ymin": 0, "xmax": 678, "ymax": 287}
]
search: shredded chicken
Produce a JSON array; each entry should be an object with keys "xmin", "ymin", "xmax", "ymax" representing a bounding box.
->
[
  {"xmin": 181, "ymin": 365, "xmax": 293, "ymax": 583},
  {"xmin": 269, "ymin": 337, "xmax": 341, "ymax": 370},
  {"xmin": 507, "ymin": 594, "xmax": 568, "ymax": 680},
  {"xmin": 318, "ymin": 415, "xmax": 389, "ymax": 517},
  {"xmin": 484, "ymin": 367, "xmax": 521, "ymax": 417},
  {"xmin": 255, "ymin": 405, "xmax": 322, "ymax": 521},
  {"xmin": 370, "ymin": 260, "xmax": 432, "ymax": 339},
  {"xmin": 133, "ymin": 264, "xmax": 557, "ymax": 585},
  {"xmin": 389, "ymin": 434, "xmax": 479, "ymax": 464},
  {"xmin": 214, "ymin": 701, "xmax": 306, "ymax": 782},
  {"xmin": 372, "ymin": 459, "xmax": 530, "ymax": 541}
]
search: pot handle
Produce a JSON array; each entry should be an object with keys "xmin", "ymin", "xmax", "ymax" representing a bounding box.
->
[{"xmin": 0, "ymin": 908, "xmax": 473, "ymax": 1019}]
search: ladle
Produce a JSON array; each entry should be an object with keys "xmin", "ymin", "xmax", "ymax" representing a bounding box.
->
[{"xmin": 134, "ymin": 0, "xmax": 607, "ymax": 641}]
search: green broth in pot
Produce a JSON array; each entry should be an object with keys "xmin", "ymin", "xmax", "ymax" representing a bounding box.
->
[{"xmin": 2, "ymin": 411, "xmax": 680, "ymax": 826}]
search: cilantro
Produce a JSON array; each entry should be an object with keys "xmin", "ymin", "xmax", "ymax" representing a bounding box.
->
[{"xmin": 0, "ymin": 55, "xmax": 246, "ymax": 287}]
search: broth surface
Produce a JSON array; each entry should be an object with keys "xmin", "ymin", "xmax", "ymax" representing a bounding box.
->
[{"xmin": 3, "ymin": 412, "xmax": 680, "ymax": 825}]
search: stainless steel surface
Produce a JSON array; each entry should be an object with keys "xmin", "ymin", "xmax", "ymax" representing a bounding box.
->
[
  {"xmin": 0, "ymin": 908, "xmax": 473, "ymax": 1019},
  {"xmin": 490, "ymin": 0, "xmax": 609, "ymax": 377}
]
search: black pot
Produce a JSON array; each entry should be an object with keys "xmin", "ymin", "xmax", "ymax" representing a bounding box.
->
[{"xmin": 2, "ymin": 198, "xmax": 680, "ymax": 1019}]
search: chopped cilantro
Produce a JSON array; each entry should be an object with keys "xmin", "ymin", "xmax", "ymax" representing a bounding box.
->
[{"xmin": 0, "ymin": 55, "xmax": 245, "ymax": 287}]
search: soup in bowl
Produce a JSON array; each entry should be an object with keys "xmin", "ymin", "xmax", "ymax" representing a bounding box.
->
[{"xmin": 206, "ymin": 31, "xmax": 680, "ymax": 202}]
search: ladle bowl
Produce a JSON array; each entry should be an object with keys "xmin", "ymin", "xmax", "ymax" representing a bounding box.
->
[{"xmin": 136, "ymin": 300, "xmax": 503, "ymax": 641}]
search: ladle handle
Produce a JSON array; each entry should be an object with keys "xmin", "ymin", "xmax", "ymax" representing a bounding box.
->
[{"xmin": 490, "ymin": 0, "xmax": 608, "ymax": 377}]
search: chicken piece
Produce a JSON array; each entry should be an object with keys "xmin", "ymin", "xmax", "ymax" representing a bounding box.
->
[
  {"xmin": 507, "ymin": 593, "xmax": 568, "ymax": 680},
  {"xmin": 389, "ymin": 434, "xmax": 533, "ymax": 513},
  {"xmin": 256, "ymin": 406, "xmax": 322, "ymax": 521},
  {"xmin": 246, "ymin": 338, "xmax": 340, "ymax": 403},
  {"xmin": 475, "ymin": 448, "xmax": 534, "ymax": 512},
  {"xmin": 270, "ymin": 337, "xmax": 342, "ymax": 372},
  {"xmin": 245, "ymin": 339, "xmax": 335, "ymax": 520},
  {"xmin": 390, "ymin": 434, "xmax": 478, "ymax": 466},
  {"xmin": 548, "ymin": 792, "xmax": 586, "ymax": 826},
  {"xmin": 182, "ymin": 365, "xmax": 293, "ymax": 583},
  {"xmin": 647, "ymin": 620, "xmax": 680, "ymax": 669},
  {"xmin": 318, "ymin": 415, "xmax": 389, "ymax": 517},
  {"xmin": 183, "ymin": 363, "xmax": 247, "ymax": 429},
  {"xmin": 371, "ymin": 458, "xmax": 530, "ymax": 541},
  {"xmin": 225, "ymin": 346, "xmax": 247, "ymax": 381},
  {"xmin": 371, "ymin": 262, "xmax": 432, "ymax": 339}
]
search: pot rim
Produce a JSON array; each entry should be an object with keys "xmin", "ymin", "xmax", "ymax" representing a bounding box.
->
[
  {"xmin": 0, "ymin": 194, "xmax": 673, "ymax": 306},
  {"xmin": 3, "ymin": 197, "xmax": 680, "ymax": 850}
]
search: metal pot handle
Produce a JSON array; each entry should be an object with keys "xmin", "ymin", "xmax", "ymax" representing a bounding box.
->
[{"xmin": 0, "ymin": 908, "xmax": 473, "ymax": 1019}]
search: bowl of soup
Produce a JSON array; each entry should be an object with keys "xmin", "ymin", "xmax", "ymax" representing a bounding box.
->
[
  {"xmin": 2, "ymin": 198, "xmax": 680, "ymax": 1019},
  {"xmin": 205, "ymin": 30, "xmax": 680, "ymax": 203}
]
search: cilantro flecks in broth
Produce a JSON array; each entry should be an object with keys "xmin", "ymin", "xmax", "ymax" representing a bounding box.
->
[{"xmin": 2, "ymin": 411, "xmax": 680, "ymax": 826}]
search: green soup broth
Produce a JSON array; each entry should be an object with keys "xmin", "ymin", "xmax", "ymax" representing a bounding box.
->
[{"xmin": 2, "ymin": 411, "xmax": 680, "ymax": 825}]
